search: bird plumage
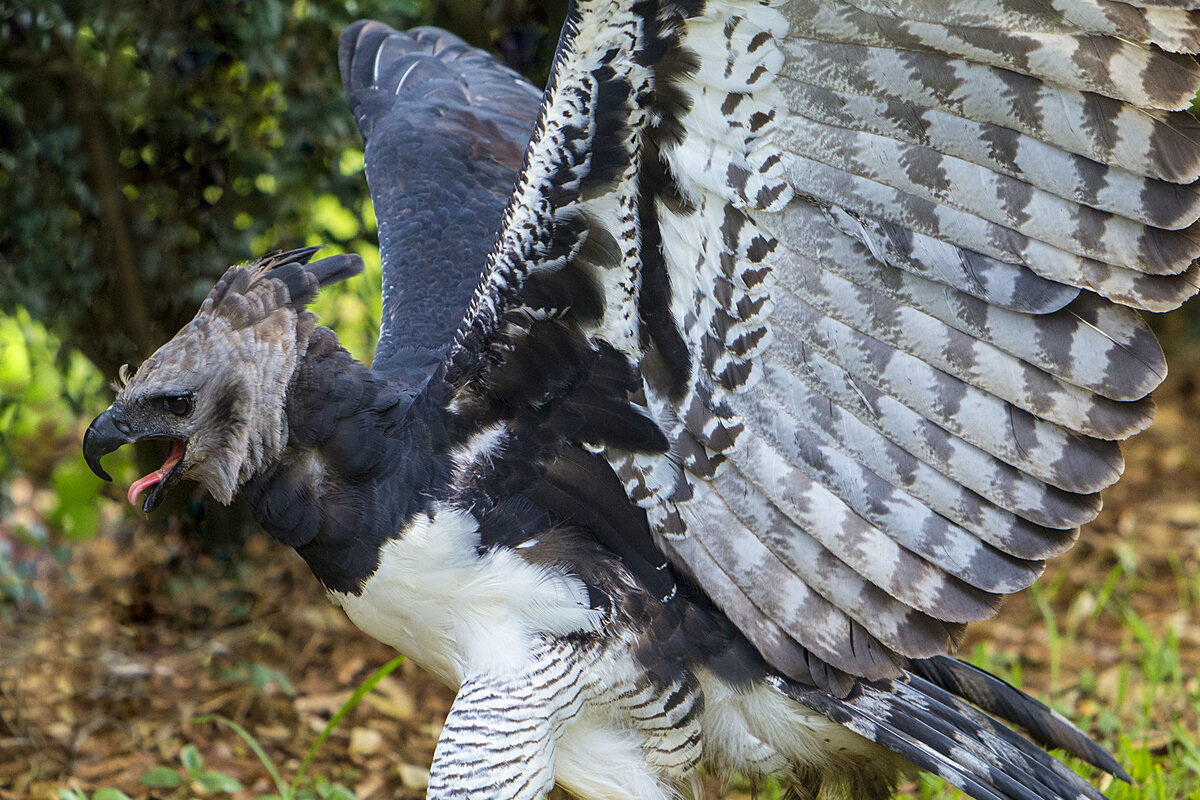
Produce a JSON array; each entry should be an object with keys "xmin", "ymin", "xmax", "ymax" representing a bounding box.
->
[{"xmin": 83, "ymin": 1, "xmax": 1200, "ymax": 798}]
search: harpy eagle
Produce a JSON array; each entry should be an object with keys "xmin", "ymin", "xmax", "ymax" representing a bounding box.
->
[{"xmin": 83, "ymin": 1, "xmax": 1200, "ymax": 797}]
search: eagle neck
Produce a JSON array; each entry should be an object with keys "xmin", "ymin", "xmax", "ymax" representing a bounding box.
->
[{"xmin": 243, "ymin": 326, "xmax": 453, "ymax": 593}]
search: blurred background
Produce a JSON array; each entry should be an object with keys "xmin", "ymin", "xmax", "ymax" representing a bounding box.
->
[{"xmin": 0, "ymin": 2, "xmax": 1197, "ymax": 799}]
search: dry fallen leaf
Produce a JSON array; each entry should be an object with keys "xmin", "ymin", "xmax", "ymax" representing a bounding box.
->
[
  {"xmin": 365, "ymin": 676, "xmax": 417, "ymax": 721},
  {"xmin": 349, "ymin": 726, "xmax": 384, "ymax": 757},
  {"xmin": 396, "ymin": 762, "xmax": 430, "ymax": 789}
]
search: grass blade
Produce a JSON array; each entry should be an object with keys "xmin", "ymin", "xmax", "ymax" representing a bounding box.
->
[
  {"xmin": 194, "ymin": 714, "xmax": 288, "ymax": 799},
  {"xmin": 290, "ymin": 654, "xmax": 405, "ymax": 797}
]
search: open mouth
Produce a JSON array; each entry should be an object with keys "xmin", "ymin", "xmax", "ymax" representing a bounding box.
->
[
  {"xmin": 127, "ymin": 437, "xmax": 188, "ymax": 512},
  {"xmin": 83, "ymin": 408, "xmax": 190, "ymax": 515}
]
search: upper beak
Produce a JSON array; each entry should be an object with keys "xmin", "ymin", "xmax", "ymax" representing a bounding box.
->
[{"xmin": 83, "ymin": 407, "xmax": 132, "ymax": 482}]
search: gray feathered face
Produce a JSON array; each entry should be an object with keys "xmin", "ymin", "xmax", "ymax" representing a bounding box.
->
[{"xmin": 84, "ymin": 248, "xmax": 363, "ymax": 511}]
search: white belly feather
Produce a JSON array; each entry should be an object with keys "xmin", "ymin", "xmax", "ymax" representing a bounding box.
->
[
  {"xmin": 325, "ymin": 504, "xmax": 882, "ymax": 799},
  {"xmin": 326, "ymin": 504, "xmax": 600, "ymax": 687}
]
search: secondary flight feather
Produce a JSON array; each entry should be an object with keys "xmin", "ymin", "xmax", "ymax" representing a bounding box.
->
[{"xmin": 85, "ymin": 1, "xmax": 1200, "ymax": 798}]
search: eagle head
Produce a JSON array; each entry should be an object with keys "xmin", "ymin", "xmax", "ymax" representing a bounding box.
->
[{"xmin": 83, "ymin": 247, "xmax": 363, "ymax": 512}]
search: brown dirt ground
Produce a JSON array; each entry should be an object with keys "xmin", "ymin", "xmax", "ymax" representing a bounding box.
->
[{"xmin": 2, "ymin": 366, "xmax": 1199, "ymax": 800}]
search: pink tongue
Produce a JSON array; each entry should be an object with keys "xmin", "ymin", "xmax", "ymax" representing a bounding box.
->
[{"xmin": 127, "ymin": 440, "xmax": 186, "ymax": 507}]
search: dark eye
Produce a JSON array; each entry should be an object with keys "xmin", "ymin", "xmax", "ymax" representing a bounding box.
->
[{"xmin": 163, "ymin": 395, "xmax": 193, "ymax": 416}]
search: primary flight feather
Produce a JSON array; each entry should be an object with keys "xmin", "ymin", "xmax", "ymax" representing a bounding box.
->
[{"xmin": 84, "ymin": 1, "xmax": 1199, "ymax": 798}]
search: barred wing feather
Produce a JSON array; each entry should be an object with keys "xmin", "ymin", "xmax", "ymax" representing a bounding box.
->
[{"xmin": 437, "ymin": 0, "xmax": 1198, "ymax": 692}]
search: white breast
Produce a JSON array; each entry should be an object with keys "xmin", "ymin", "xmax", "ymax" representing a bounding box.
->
[{"xmin": 326, "ymin": 504, "xmax": 601, "ymax": 686}]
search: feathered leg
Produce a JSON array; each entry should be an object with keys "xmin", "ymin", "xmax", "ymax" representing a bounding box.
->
[{"xmin": 428, "ymin": 642, "xmax": 593, "ymax": 800}]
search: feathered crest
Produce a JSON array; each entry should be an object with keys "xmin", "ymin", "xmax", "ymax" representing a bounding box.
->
[{"xmin": 197, "ymin": 247, "xmax": 365, "ymax": 332}]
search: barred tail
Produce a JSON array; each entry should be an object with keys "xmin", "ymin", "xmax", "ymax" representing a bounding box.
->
[{"xmin": 778, "ymin": 655, "xmax": 1125, "ymax": 800}]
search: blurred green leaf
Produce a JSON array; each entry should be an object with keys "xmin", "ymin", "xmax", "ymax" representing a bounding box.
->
[
  {"xmin": 50, "ymin": 457, "xmax": 104, "ymax": 540},
  {"xmin": 315, "ymin": 780, "xmax": 361, "ymax": 800},
  {"xmin": 91, "ymin": 790, "xmax": 133, "ymax": 800},
  {"xmin": 0, "ymin": 316, "xmax": 33, "ymax": 394},
  {"xmin": 214, "ymin": 660, "xmax": 296, "ymax": 695},
  {"xmin": 197, "ymin": 769, "xmax": 242, "ymax": 794},
  {"xmin": 313, "ymin": 193, "xmax": 360, "ymax": 240},
  {"xmin": 180, "ymin": 743, "xmax": 203, "ymax": 775},
  {"xmin": 141, "ymin": 766, "xmax": 183, "ymax": 788}
]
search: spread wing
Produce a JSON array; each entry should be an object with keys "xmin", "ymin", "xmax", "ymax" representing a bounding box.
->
[
  {"xmin": 350, "ymin": 1, "xmax": 1200, "ymax": 688},
  {"xmin": 421, "ymin": 0, "xmax": 1200, "ymax": 688},
  {"xmin": 338, "ymin": 23, "xmax": 543, "ymax": 383}
]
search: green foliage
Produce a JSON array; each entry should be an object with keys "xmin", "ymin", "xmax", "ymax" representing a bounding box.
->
[
  {"xmin": 196, "ymin": 654, "xmax": 405, "ymax": 800},
  {"xmin": 58, "ymin": 789, "xmax": 133, "ymax": 800},
  {"xmin": 128, "ymin": 742, "xmax": 244, "ymax": 797},
  {"xmin": 0, "ymin": 308, "xmax": 109, "ymax": 482},
  {"xmin": 0, "ymin": 0, "xmax": 419, "ymax": 379},
  {"xmin": 213, "ymin": 659, "xmax": 298, "ymax": 696},
  {"xmin": 58, "ymin": 655, "xmax": 403, "ymax": 799},
  {"xmin": 0, "ymin": 0, "xmax": 565, "ymax": 382},
  {"xmin": 304, "ymin": 232, "xmax": 382, "ymax": 367},
  {"xmin": 0, "ymin": 307, "xmax": 113, "ymax": 608},
  {"xmin": 139, "ymin": 766, "xmax": 183, "ymax": 789}
]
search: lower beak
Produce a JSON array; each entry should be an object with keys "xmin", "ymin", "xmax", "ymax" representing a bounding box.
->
[{"xmin": 83, "ymin": 407, "xmax": 131, "ymax": 482}]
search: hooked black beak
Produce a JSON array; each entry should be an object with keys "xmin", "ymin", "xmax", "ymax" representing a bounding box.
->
[
  {"xmin": 83, "ymin": 407, "xmax": 132, "ymax": 482},
  {"xmin": 83, "ymin": 407, "xmax": 189, "ymax": 513}
]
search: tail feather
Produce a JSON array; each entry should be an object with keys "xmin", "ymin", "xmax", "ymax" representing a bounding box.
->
[
  {"xmin": 860, "ymin": 690, "xmax": 1057, "ymax": 800},
  {"xmin": 778, "ymin": 678, "xmax": 1012, "ymax": 800},
  {"xmin": 908, "ymin": 655, "xmax": 1131, "ymax": 782},
  {"xmin": 886, "ymin": 680, "xmax": 1107, "ymax": 800},
  {"xmin": 901, "ymin": 673, "xmax": 1116, "ymax": 798},
  {"xmin": 776, "ymin": 656, "xmax": 1124, "ymax": 800}
]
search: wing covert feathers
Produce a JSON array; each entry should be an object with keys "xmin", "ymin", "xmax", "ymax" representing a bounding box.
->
[
  {"xmin": 434, "ymin": 0, "xmax": 1199, "ymax": 703},
  {"xmin": 633, "ymin": 0, "xmax": 1200, "ymax": 687}
]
